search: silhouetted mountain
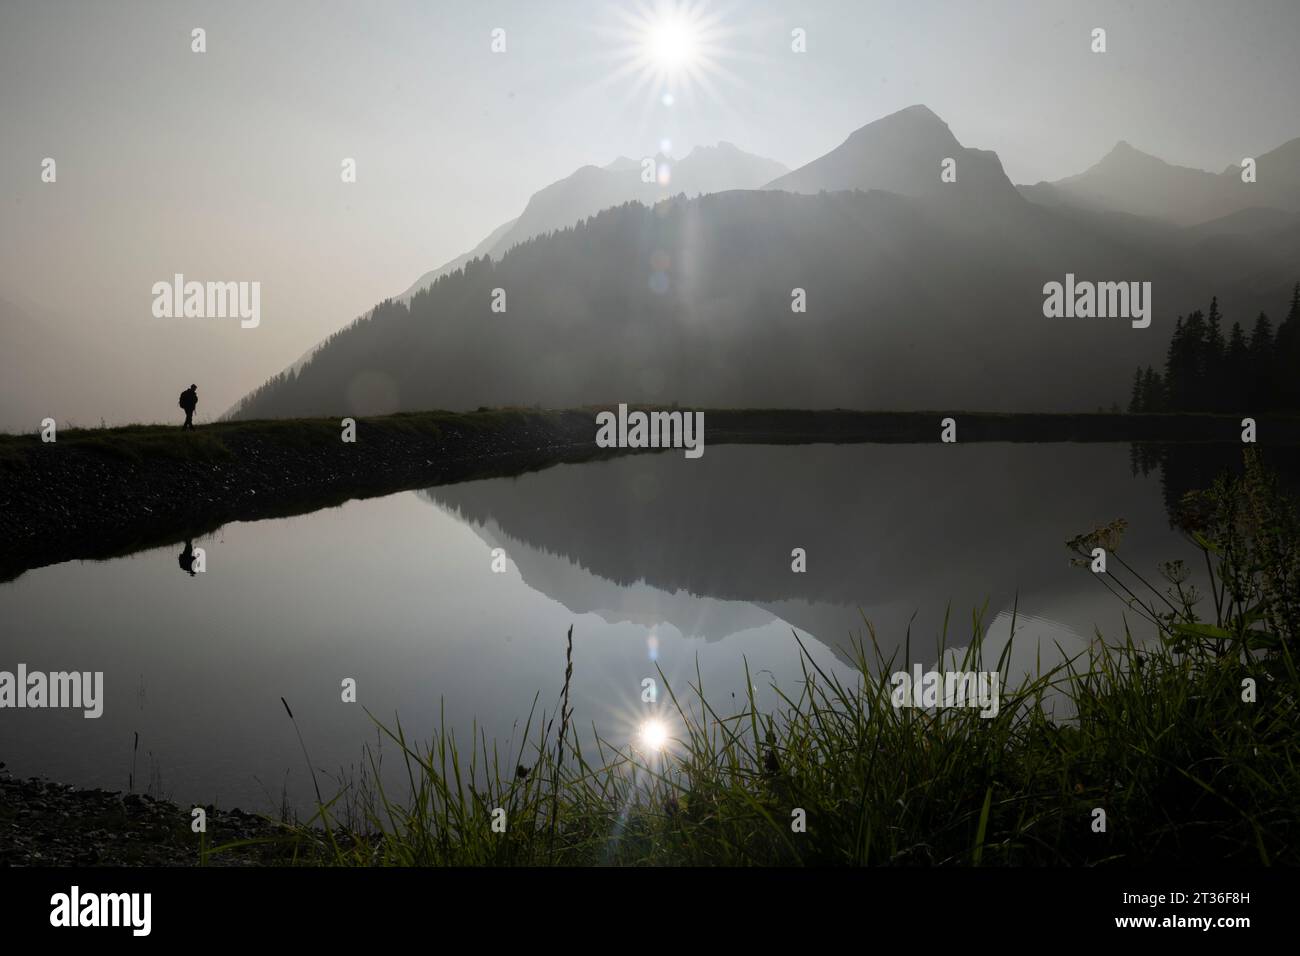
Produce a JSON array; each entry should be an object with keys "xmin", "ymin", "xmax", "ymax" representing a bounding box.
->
[
  {"xmin": 232, "ymin": 192, "xmax": 1299, "ymax": 418},
  {"xmin": 227, "ymin": 143, "xmax": 786, "ymax": 417},
  {"xmin": 398, "ymin": 142, "xmax": 787, "ymax": 302},
  {"xmin": 1185, "ymin": 207, "xmax": 1300, "ymax": 241},
  {"xmin": 1238, "ymin": 136, "xmax": 1300, "ymax": 212},
  {"xmin": 1020, "ymin": 137, "xmax": 1300, "ymax": 227},
  {"xmin": 396, "ymin": 218, "xmax": 520, "ymax": 304},
  {"xmin": 764, "ymin": 104, "xmax": 1023, "ymax": 206},
  {"xmin": 230, "ymin": 106, "xmax": 1300, "ymax": 419},
  {"xmin": 252, "ymin": 216, "xmax": 523, "ymax": 403}
]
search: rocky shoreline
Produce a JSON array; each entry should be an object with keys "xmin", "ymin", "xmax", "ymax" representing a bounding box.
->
[
  {"xmin": 0, "ymin": 772, "xmax": 298, "ymax": 867},
  {"xmin": 0, "ymin": 409, "xmax": 604, "ymax": 583}
]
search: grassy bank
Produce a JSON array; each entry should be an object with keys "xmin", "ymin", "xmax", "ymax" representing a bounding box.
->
[
  {"xmin": 5, "ymin": 408, "xmax": 1300, "ymax": 459},
  {"xmin": 0, "ymin": 408, "xmax": 602, "ymax": 582},
  {"xmin": 231, "ymin": 450, "xmax": 1296, "ymax": 867},
  {"xmin": 292, "ymin": 628, "xmax": 1292, "ymax": 866},
  {"xmin": 0, "ymin": 409, "xmax": 539, "ymax": 466}
]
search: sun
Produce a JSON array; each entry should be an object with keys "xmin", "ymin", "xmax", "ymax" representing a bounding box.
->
[
  {"xmin": 645, "ymin": 14, "xmax": 699, "ymax": 72},
  {"xmin": 592, "ymin": 0, "xmax": 742, "ymax": 110},
  {"xmin": 638, "ymin": 718, "xmax": 670, "ymax": 752}
]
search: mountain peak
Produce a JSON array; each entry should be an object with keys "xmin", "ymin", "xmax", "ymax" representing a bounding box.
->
[
  {"xmin": 682, "ymin": 141, "xmax": 743, "ymax": 160},
  {"xmin": 886, "ymin": 103, "xmax": 944, "ymax": 121},
  {"xmin": 764, "ymin": 104, "xmax": 1019, "ymax": 205},
  {"xmin": 845, "ymin": 104, "xmax": 952, "ymax": 142},
  {"xmin": 1041, "ymin": 138, "xmax": 1259, "ymax": 226},
  {"xmin": 898, "ymin": 103, "xmax": 944, "ymax": 120},
  {"xmin": 1098, "ymin": 139, "xmax": 1162, "ymax": 165}
]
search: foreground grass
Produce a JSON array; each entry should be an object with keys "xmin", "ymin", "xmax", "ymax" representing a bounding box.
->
[
  {"xmin": 213, "ymin": 450, "xmax": 1297, "ymax": 867},
  {"xmin": 244, "ymin": 621, "xmax": 1292, "ymax": 867}
]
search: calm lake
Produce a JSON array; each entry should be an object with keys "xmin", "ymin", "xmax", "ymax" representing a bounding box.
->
[{"xmin": 0, "ymin": 442, "xmax": 1201, "ymax": 813}]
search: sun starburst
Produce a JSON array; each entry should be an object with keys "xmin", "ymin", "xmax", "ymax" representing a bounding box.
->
[{"xmin": 592, "ymin": 0, "xmax": 743, "ymax": 112}]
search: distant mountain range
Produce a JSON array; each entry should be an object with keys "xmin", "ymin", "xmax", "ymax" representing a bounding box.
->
[
  {"xmin": 1020, "ymin": 137, "xmax": 1300, "ymax": 227},
  {"xmin": 230, "ymin": 105, "xmax": 1300, "ymax": 419},
  {"xmin": 271, "ymin": 143, "xmax": 788, "ymax": 381},
  {"xmin": 401, "ymin": 141, "xmax": 789, "ymax": 302}
]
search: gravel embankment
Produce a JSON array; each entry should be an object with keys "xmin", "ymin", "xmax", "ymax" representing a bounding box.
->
[
  {"xmin": 0, "ymin": 772, "xmax": 298, "ymax": 867},
  {"xmin": 0, "ymin": 410, "xmax": 601, "ymax": 582}
]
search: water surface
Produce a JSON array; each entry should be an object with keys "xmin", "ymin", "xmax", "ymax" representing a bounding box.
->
[{"xmin": 0, "ymin": 443, "xmax": 1194, "ymax": 812}]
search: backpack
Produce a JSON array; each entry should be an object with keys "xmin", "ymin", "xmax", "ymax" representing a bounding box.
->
[{"xmin": 179, "ymin": 390, "xmax": 189, "ymax": 409}]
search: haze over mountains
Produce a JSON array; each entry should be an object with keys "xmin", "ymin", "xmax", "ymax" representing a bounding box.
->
[
  {"xmin": 0, "ymin": 290, "xmax": 254, "ymax": 435},
  {"xmin": 276, "ymin": 144, "xmax": 789, "ymax": 381},
  {"xmin": 397, "ymin": 140, "xmax": 788, "ymax": 301},
  {"xmin": 231, "ymin": 104, "xmax": 1300, "ymax": 420},
  {"xmin": 1021, "ymin": 137, "xmax": 1300, "ymax": 228}
]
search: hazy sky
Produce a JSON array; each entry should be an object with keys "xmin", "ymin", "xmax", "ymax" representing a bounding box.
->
[{"xmin": 3, "ymin": 0, "xmax": 1299, "ymax": 424}]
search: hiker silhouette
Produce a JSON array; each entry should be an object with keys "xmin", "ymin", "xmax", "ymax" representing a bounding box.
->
[
  {"xmin": 179, "ymin": 384, "xmax": 198, "ymax": 430},
  {"xmin": 178, "ymin": 539, "xmax": 197, "ymax": 576}
]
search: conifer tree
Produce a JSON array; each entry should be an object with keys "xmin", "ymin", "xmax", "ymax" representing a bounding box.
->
[
  {"xmin": 1205, "ymin": 297, "xmax": 1226, "ymax": 411},
  {"xmin": 1226, "ymin": 321, "xmax": 1248, "ymax": 411},
  {"xmin": 1163, "ymin": 316, "xmax": 1186, "ymax": 411},
  {"xmin": 1141, "ymin": 365, "xmax": 1164, "ymax": 413},
  {"xmin": 1275, "ymin": 283, "xmax": 1300, "ymax": 410},
  {"xmin": 1249, "ymin": 312, "xmax": 1275, "ymax": 409}
]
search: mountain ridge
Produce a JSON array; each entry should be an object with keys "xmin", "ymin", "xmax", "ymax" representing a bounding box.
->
[
  {"xmin": 764, "ymin": 103, "xmax": 1023, "ymax": 206},
  {"xmin": 223, "ymin": 141, "xmax": 788, "ymax": 418},
  {"xmin": 1019, "ymin": 135, "xmax": 1300, "ymax": 226},
  {"xmin": 227, "ymin": 104, "xmax": 1300, "ymax": 421}
]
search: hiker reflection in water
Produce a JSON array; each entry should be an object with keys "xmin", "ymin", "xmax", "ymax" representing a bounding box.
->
[{"xmin": 178, "ymin": 540, "xmax": 197, "ymax": 577}]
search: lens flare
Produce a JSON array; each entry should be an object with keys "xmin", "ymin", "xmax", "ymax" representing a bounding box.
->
[
  {"xmin": 591, "ymin": 1, "xmax": 746, "ymax": 112},
  {"xmin": 638, "ymin": 718, "xmax": 670, "ymax": 751}
]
